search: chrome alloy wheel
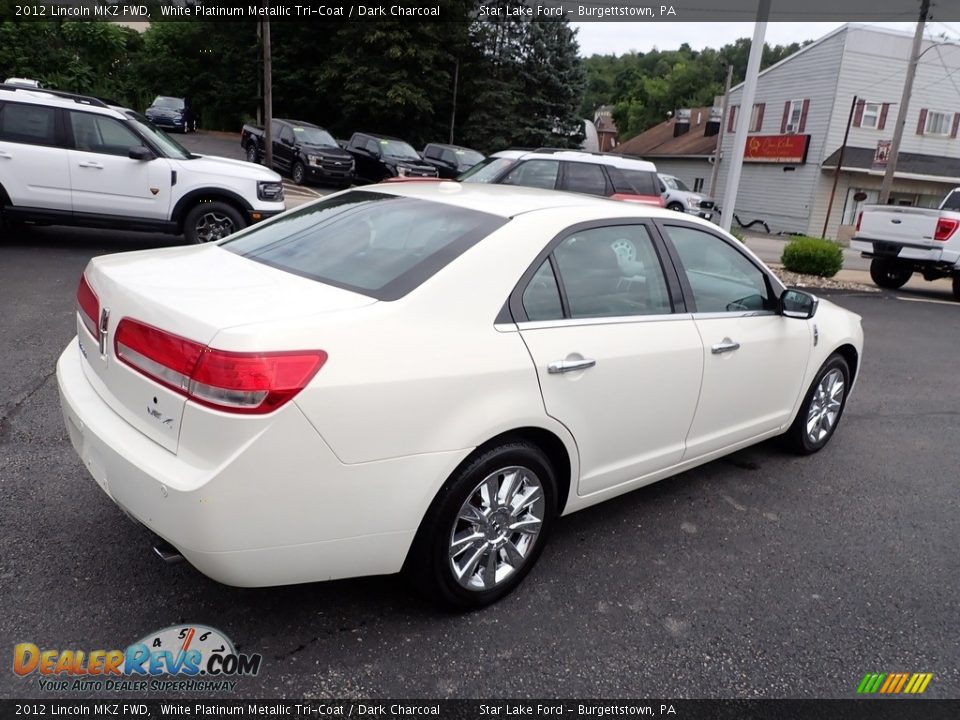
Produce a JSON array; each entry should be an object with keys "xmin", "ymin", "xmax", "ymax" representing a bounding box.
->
[
  {"xmin": 449, "ymin": 466, "xmax": 545, "ymax": 591},
  {"xmin": 806, "ymin": 368, "xmax": 845, "ymax": 444},
  {"xmin": 194, "ymin": 212, "xmax": 236, "ymax": 243}
]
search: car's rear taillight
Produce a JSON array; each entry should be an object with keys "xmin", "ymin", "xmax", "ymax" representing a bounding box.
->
[
  {"xmin": 855, "ymin": 211, "xmax": 863, "ymax": 232},
  {"xmin": 934, "ymin": 217, "xmax": 958, "ymax": 242},
  {"xmin": 114, "ymin": 318, "xmax": 327, "ymax": 414},
  {"xmin": 77, "ymin": 275, "xmax": 100, "ymax": 340}
]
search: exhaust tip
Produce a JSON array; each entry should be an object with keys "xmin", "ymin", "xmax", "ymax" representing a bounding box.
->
[{"xmin": 152, "ymin": 537, "xmax": 184, "ymax": 564}]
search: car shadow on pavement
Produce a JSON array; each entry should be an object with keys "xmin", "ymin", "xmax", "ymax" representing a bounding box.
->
[{"xmin": 2, "ymin": 223, "xmax": 184, "ymax": 253}]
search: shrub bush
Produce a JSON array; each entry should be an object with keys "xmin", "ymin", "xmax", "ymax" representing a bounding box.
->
[{"xmin": 781, "ymin": 236, "xmax": 844, "ymax": 278}]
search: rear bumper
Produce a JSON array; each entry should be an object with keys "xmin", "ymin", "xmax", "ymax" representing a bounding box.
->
[
  {"xmin": 851, "ymin": 238, "xmax": 960, "ymax": 267},
  {"xmin": 56, "ymin": 338, "xmax": 467, "ymax": 587}
]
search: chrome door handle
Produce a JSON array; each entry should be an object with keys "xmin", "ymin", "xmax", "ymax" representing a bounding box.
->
[
  {"xmin": 0, "ymin": 151, "xmax": 11, "ymax": 159},
  {"xmin": 711, "ymin": 340, "xmax": 741, "ymax": 354},
  {"xmin": 78, "ymin": 161, "xmax": 103, "ymax": 169},
  {"xmin": 548, "ymin": 358, "xmax": 597, "ymax": 374}
]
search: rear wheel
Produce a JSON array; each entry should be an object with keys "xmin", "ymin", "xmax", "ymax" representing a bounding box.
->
[
  {"xmin": 952, "ymin": 274, "xmax": 960, "ymax": 301},
  {"xmin": 407, "ymin": 441, "xmax": 557, "ymax": 610},
  {"xmin": 183, "ymin": 201, "xmax": 246, "ymax": 244},
  {"xmin": 245, "ymin": 143, "xmax": 260, "ymax": 164},
  {"xmin": 784, "ymin": 354, "xmax": 850, "ymax": 455},
  {"xmin": 869, "ymin": 258, "xmax": 912, "ymax": 289},
  {"xmin": 292, "ymin": 161, "xmax": 306, "ymax": 186}
]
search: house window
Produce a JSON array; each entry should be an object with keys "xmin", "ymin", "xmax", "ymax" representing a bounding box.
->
[
  {"xmin": 786, "ymin": 100, "xmax": 804, "ymax": 131},
  {"xmin": 861, "ymin": 103, "xmax": 881, "ymax": 129},
  {"xmin": 925, "ymin": 110, "xmax": 954, "ymax": 136},
  {"xmin": 693, "ymin": 177, "xmax": 704, "ymax": 192},
  {"xmin": 749, "ymin": 103, "xmax": 764, "ymax": 132}
]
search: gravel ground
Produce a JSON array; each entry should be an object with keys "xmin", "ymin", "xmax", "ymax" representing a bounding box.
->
[{"xmin": 770, "ymin": 267, "xmax": 880, "ymax": 293}]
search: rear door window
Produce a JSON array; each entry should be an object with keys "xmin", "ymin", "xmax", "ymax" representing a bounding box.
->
[
  {"xmin": 501, "ymin": 160, "xmax": 560, "ymax": 190},
  {"xmin": 0, "ymin": 102, "xmax": 58, "ymax": 147},
  {"xmin": 223, "ymin": 191, "xmax": 507, "ymax": 301},
  {"xmin": 561, "ymin": 162, "xmax": 609, "ymax": 196}
]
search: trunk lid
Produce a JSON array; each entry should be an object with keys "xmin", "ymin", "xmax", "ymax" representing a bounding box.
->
[{"xmin": 78, "ymin": 245, "xmax": 376, "ymax": 452}]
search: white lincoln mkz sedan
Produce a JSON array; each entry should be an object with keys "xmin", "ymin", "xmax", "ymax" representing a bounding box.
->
[{"xmin": 57, "ymin": 182, "xmax": 863, "ymax": 608}]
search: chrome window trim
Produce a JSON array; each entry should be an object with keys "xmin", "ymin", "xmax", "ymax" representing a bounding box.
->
[
  {"xmin": 516, "ymin": 312, "xmax": 692, "ymax": 332},
  {"xmin": 691, "ymin": 310, "xmax": 779, "ymax": 320}
]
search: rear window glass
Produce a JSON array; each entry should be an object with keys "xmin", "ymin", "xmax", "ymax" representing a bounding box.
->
[
  {"xmin": 943, "ymin": 191, "xmax": 960, "ymax": 211},
  {"xmin": 222, "ymin": 191, "xmax": 507, "ymax": 300}
]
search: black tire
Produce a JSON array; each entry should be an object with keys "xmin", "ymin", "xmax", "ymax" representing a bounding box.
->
[
  {"xmin": 952, "ymin": 274, "xmax": 960, "ymax": 301},
  {"xmin": 292, "ymin": 161, "xmax": 306, "ymax": 186},
  {"xmin": 406, "ymin": 441, "xmax": 558, "ymax": 610},
  {"xmin": 783, "ymin": 353, "xmax": 851, "ymax": 455},
  {"xmin": 667, "ymin": 201, "xmax": 685, "ymax": 213},
  {"xmin": 245, "ymin": 143, "xmax": 260, "ymax": 165},
  {"xmin": 869, "ymin": 258, "xmax": 912, "ymax": 289},
  {"xmin": 183, "ymin": 201, "xmax": 246, "ymax": 244}
]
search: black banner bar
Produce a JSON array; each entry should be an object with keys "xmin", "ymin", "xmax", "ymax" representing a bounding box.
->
[
  {"xmin": 4, "ymin": 0, "xmax": 960, "ymax": 23},
  {"xmin": 1, "ymin": 700, "xmax": 959, "ymax": 720}
]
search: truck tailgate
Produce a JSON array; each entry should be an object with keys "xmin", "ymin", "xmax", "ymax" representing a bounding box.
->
[{"xmin": 857, "ymin": 206, "xmax": 939, "ymax": 247}]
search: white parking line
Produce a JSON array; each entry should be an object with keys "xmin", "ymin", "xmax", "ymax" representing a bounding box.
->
[{"xmin": 896, "ymin": 296, "xmax": 958, "ymax": 306}]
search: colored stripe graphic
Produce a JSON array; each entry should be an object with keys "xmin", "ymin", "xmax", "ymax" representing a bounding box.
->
[{"xmin": 858, "ymin": 672, "xmax": 932, "ymax": 694}]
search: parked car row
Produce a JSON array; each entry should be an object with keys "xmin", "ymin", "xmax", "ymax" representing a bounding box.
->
[{"xmin": 241, "ymin": 119, "xmax": 489, "ymax": 188}]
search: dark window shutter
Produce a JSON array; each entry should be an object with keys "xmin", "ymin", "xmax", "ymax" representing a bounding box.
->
[
  {"xmin": 781, "ymin": 101, "xmax": 791, "ymax": 133},
  {"xmin": 878, "ymin": 103, "xmax": 889, "ymax": 130},
  {"xmin": 798, "ymin": 99, "xmax": 811, "ymax": 133},
  {"xmin": 951, "ymin": 112, "xmax": 960, "ymax": 139},
  {"xmin": 853, "ymin": 100, "xmax": 865, "ymax": 127},
  {"xmin": 755, "ymin": 103, "xmax": 765, "ymax": 131},
  {"xmin": 727, "ymin": 105, "xmax": 737, "ymax": 133},
  {"xmin": 917, "ymin": 108, "xmax": 927, "ymax": 135}
]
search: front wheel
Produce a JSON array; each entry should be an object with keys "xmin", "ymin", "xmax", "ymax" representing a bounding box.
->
[
  {"xmin": 667, "ymin": 201, "xmax": 685, "ymax": 213},
  {"xmin": 183, "ymin": 201, "xmax": 246, "ymax": 244},
  {"xmin": 783, "ymin": 354, "xmax": 850, "ymax": 455},
  {"xmin": 406, "ymin": 441, "xmax": 557, "ymax": 609},
  {"xmin": 869, "ymin": 258, "xmax": 912, "ymax": 289},
  {"xmin": 292, "ymin": 161, "xmax": 306, "ymax": 186}
]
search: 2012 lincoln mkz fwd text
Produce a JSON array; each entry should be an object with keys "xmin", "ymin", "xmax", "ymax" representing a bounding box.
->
[{"xmin": 56, "ymin": 182, "xmax": 863, "ymax": 608}]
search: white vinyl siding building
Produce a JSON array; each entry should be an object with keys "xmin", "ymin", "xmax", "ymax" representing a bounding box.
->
[{"xmin": 706, "ymin": 25, "xmax": 960, "ymax": 238}]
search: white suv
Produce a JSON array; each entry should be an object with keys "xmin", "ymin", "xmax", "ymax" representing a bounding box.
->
[{"xmin": 0, "ymin": 85, "xmax": 285, "ymax": 243}]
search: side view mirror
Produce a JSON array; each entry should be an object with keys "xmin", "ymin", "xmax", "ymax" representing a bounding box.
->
[
  {"xmin": 281, "ymin": 136, "xmax": 294, "ymax": 147},
  {"xmin": 128, "ymin": 146, "xmax": 153, "ymax": 161},
  {"xmin": 780, "ymin": 288, "xmax": 818, "ymax": 319}
]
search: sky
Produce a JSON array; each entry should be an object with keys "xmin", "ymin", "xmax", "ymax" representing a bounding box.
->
[{"xmin": 571, "ymin": 22, "xmax": 930, "ymax": 56}]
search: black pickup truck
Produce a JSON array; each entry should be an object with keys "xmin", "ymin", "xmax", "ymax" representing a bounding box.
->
[
  {"xmin": 241, "ymin": 119, "xmax": 355, "ymax": 187},
  {"xmin": 421, "ymin": 143, "xmax": 485, "ymax": 179},
  {"xmin": 345, "ymin": 132, "xmax": 438, "ymax": 184}
]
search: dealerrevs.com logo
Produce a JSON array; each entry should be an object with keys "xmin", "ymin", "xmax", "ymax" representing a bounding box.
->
[{"xmin": 13, "ymin": 625, "xmax": 262, "ymax": 692}]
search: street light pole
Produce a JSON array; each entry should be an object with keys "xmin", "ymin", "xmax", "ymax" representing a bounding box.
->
[
  {"xmin": 719, "ymin": 0, "xmax": 770, "ymax": 232},
  {"xmin": 709, "ymin": 64, "xmax": 733, "ymax": 199},
  {"xmin": 878, "ymin": 0, "xmax": 929, "ymax": 204}
]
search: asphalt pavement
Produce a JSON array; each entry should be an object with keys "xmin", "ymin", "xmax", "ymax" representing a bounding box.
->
[{"xmin": 1, "ymin": 208, "xmax": 958, "ymax": 701}]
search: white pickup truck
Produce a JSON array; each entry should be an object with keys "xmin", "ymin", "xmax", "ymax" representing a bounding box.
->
[{"xmin": 851, "ymin": 188, "xmax": 960, "ymax": 299}]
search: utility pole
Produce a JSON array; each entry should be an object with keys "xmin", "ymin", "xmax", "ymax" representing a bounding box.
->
[
  {"xmin": 879, "ymin": 0, "xmax": 929, "ymax": 204},
  {"xmin": 262, "ymin": 15, "xmax": 273, "ymax": 169},
  {"xmin": 822, "ymin": 95, "xmax": 857, "ymax": 238},
  {"xmin": 449, "ymin": 58, "xmax": 459, "ymax": 145},
  {"xmin": 709, "ymin": 64, "xmax": 734, "ymax": 199},
  {"xmin": 720, "ymin": 0, "xmax": 770, "ymax": 232},
  {"xmin": 256, "ymin": 22, "xmax": 262, "ymax": 126}
]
